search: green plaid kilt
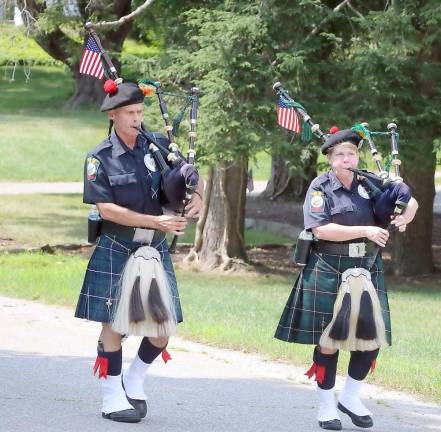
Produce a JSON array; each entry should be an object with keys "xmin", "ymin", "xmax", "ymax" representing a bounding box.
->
[
  {"xmin": 274, "ymin": 251, "xmax": 391, "ymax": 346},
  {"xmin": 75, "ymin": 233, "xmax": 183, "ymax": 324}
]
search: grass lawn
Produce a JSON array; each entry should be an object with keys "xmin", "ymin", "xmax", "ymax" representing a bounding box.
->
[
  {"xmin": 0, "ymin": 251, "xmax": 439, "ymax": 403},
  {"xmin": 0, "ymin": 64, "xmax": 272, "ymax": 182},
  {"xmin": 0, "ymin": 194, "xmax": 291, "ymax": 247}
]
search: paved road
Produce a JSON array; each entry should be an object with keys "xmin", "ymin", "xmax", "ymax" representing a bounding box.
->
[
  {"xmin": 0, "ymin": 297, "xmax": 440, "ymax": 432},
  {"xmin": 1, "ymin": 181, "xmax": 440, "ymax": 214}
]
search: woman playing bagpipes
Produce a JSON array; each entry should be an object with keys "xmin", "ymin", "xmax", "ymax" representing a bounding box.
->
[
  {"xmin": 75, "ymin": 79, "xmax": 203, "ymax": 423},
  {"xmin": 274, "ymin": 127, "xmax": 418, "ymax": 430}
]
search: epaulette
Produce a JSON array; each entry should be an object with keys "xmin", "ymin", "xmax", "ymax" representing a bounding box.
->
[
  {"xmin": 89, "ymin": 137, "xmax": 112, "ymax": 156},
  {"xmin": 310, "ymin": 173, "xmax": 330, "ymax": 188}
]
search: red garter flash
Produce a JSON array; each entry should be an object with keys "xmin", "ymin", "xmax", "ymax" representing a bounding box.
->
[
  {"xmin": 161, "ymin": 349, "xmax": 172, "ymax": 363},
  {"xmin": 305, "ymin": 362, "xmax": 326, "ymax": 385},
  {"xmin": 370, "ymin": 359, "xmax": 377, "ymax": 374},
  {"xmin": 93, "ymin": 356, "xmax": 109, "ymax": 379}
]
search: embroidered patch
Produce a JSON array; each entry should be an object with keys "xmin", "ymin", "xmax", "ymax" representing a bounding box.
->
[
  {"xmin": 86, "ymin": 157, "xmax": 100, "ymax": 182},
  {"xmin": 358, "ymin": 184, "xmax": 370, "ymax": 199},
  {"xmin": 144, "ymin": 153, "xmax": 158, "ymax": 172},
  {"xmin": 311, "ymin": 191, "xmax": 325, "ymax": 213}
]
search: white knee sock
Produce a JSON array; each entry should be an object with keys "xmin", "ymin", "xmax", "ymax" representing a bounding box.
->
[
  {"xmin": 101, "ymin": 374, "xmax": 134, "ymax": 414},
  {"xmin": 338, "ymin": 376, "xmax": 372, "ymax": 416},
  {"xmin": 123, "ymin": 354, "xmax": 151, "ymax": 400},
  {"xmin": 317, "ymin": 387, "xmax": 341, "ymax": 422}
]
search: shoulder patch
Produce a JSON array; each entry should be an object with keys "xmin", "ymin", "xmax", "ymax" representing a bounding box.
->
[
  {"xmin": 86, "ymin": 156, "xmax": 100, "ymax": 182},
  {"xmin": 310, "ymin": 190, "xmax": 325, "ymax": 213}
]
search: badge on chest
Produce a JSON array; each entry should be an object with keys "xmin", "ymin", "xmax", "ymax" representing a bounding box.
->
[
  {"xmin": 357, "ymin": 184, "xmax": 370, "ymax": 199},
  {"xmin": 144, "ymin": 153, "xmax": 158, "ymax": 172}
]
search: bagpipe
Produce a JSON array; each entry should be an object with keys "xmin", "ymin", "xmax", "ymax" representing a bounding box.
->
[
  {"xmin": 273, "ymin": 82, "xmax": 412, "ymax": 351},
  {"xmin": 84, "ymin": 24, "xmax": 199, "ymax": 252},
  {"xmin": 273, "ymin": 82, "xmax": 412, "ymax": 228}
]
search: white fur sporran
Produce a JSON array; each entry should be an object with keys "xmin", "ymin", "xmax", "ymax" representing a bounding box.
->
[
  {"xmin": 112, "ymin": 246, "xmax": 177, "ymax": 337},
  {"xmin": 319, "ymin": 267, "xmax": 388, "ymax": 351}
]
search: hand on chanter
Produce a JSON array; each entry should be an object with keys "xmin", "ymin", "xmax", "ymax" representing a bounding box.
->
[
  {"xmin": 185, "ymin": 188, "xmax": 204, "ymax": 218},
  {"xmin": 390, "ymin": 198, "xmax": 418, "ymax": 233},
  {"xmin": 154, "ymin": 215, "xmax": 187, "ymax": 235},
  {"xmin": 365, "ymin": 226, "xmax": 389, "ymax": 247}
]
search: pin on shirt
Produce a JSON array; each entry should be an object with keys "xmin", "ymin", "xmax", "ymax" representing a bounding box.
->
[
  {"xmin": 358, "ymin": 184, "xmax": 370, "ymax": 199},
  {"xmin": 144, "ymin": 153, "xmax": 158, "ymax": 172}
]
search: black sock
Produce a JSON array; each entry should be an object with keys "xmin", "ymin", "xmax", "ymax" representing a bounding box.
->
[
  {"xmin": 97, "ymin": 342, "xmax": 122, "ymax": 376},
  {"xmin": 138, "ymin": 337, "xmax": 167, "ymax": 364},
  {"xmin": 348, "ymin": 349, "xmax": 379, "ymax": 380},
  {"xmin": 312, "ymin": 346, "xmax": 339, "ymax": 390}
]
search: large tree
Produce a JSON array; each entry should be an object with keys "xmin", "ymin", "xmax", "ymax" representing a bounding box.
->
[
  {"xmin": 341, "ymin": 0, "xmax": 441, "ymax": 275},
  {"xmin": 16, "ymin": 0, "xmax": 154, "ymax": 108},
  {"xmin": 138, "ymin": 0, "xmax": 355, "ymax": 269}
]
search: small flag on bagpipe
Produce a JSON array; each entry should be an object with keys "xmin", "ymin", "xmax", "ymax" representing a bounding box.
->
[
  {"xmin": 79, "ymin": 35, "xmax": 104, "ymax": 79},
  {"xmin": 277, "ymin": 95, "xmax": 301, "ymax": 133}
]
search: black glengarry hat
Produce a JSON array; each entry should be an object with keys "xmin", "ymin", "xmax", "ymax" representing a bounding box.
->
[
  {"xmin": 100, "ymin": 81, "xmax": 145, "ymax": 112},
  {"xmin": 321, "ymin": 127, "xmax": 363, "ymax": 155}
]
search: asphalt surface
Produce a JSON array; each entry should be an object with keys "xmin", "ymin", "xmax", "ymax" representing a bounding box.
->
[
  {"xmin": 0, "ymin": 181, "xmax": 440, "ymax": 214},
  {"xmin": 0, "ymin": 296, "xmax": 440, "ymax": 432}
]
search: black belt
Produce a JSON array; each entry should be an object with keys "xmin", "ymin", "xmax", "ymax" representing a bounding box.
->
[
  {"xmin": 101, "ymin": 220, "xmax": 165, "ymax": 244},
  {"xmin": 312, "ymin": 240, "xmax": 377, "ymax": 257}
]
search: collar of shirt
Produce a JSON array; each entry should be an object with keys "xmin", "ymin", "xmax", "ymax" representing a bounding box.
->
[
  {"xmin": 328, "ymin": 170, "xmax": 357, "ymax": 192},
  {"xmin": 110, "ymin": 130, "xmax": 147, "ymax": 157}
]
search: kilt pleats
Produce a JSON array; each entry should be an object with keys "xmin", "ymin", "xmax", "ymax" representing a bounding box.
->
[
  {"xmin": 75, "ymin": 234, "xmax": 183, "ymax": 324},
  {"xmin": 274, "ymin": 252, "xmax": 391, "ymax": 346}
]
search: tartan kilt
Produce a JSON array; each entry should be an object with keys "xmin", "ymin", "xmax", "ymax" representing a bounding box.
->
[
  {"xmin": 75, "ymin": 233, "xmax": 183, "ymax": 324},
  {"xmin": 274, "ymin": 251, "xmax": 391, "ymax": 347}
]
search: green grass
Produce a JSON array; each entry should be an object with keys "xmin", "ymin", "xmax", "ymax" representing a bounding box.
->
[
  {"xmin": 0, "ymin": 23, "xmax": 60, "ymax": 65},
  {"xmin": 0, "ymin": 194, "xmax": 88, "ymax": 246},
  {"xmin": 168, "ymin": 221, "xmax": 291, "ymax": 246},
  {"xmin": 0, "ymin": 252, "xmax": 439, "ymax": 402},
  {"xmin": 0, "ymin": 194, "xmax": 290, "ymax": 247},
  {"xmin": 0, "ymin": 65, "xmax": 106, "ymax": 181},
  {"xmin": 0, "ymin": 64, "xmax": 273, "ymax": 182}
]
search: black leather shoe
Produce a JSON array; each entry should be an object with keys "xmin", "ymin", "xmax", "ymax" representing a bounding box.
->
[
  {"xmin": 318, "ymin": 419, "xmax": 343, "ymax": 430},
  {"xmin": 126, "ymin": 395, "xmax": 148, "ymax": 418},
  {"xmin": 338, "ymin": 402, "xmax": 374, "ymax": 428},
  {"xmin": 102, "ymin": 408, "xmax": 141, "ymax": 423},
  {"xmin": 121, "ymin": 375, "xmax": 148, "ymax": 418}
]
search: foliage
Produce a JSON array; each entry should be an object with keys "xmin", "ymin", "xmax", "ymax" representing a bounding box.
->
[
  {"xmin": 0, "ymin": 23, "xmax": 61, "ymax": 66},
  {"xmin": 339, "ymin": 1, "xmax": 441, "ymax": 166}
]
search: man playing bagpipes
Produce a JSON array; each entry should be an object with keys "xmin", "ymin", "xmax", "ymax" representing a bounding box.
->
[
  {"xmin": 273, "ymin": 84, "xmax": 418, "ymax": 431},
  {"xmin": 74, "ymin": 27, "xmax": 203, "ymax": 422}
]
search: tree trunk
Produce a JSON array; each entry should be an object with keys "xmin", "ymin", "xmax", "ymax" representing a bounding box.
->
[
  {"xmin": 18, "ymin": 0, "xmax": 132, "ymax": 109},
  {"xmin": 391, "ymin": 141, "xmax": 435, "ymax": 276},
  {"xmin": 68, "ymin": 67, "xmax": 107, "ymax": 109},
  {"xmin": 263, "ymin": 152, "xmax": 317, "ymax": 200},
  {"xmin": 186, "ymin": 158, "xmax": 248, "ymax": 271}
]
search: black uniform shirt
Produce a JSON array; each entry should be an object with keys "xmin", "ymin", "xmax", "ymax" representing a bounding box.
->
[
  {"xmin": 83, "ymin": 130, "xmax": 168, "ymax": 216},
  {"xmin": 303, "ymin": 170, "xmax": 375, "ymax": 230}
]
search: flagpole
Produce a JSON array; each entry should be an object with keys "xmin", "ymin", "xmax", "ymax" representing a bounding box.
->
[{"xmin": 84, "ymin": 22, "xmax": 119, "ymax": 81}]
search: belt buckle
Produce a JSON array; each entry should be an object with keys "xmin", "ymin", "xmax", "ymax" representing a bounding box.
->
[
  {"xmin": 349, "ymin": 242, "xmax": 366, "ymax": 257},
  {"xmin": 133, "ymin": 228, "xmax": 154, "ymax": 244}
]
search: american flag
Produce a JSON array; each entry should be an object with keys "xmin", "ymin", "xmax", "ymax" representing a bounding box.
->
[
  {"xmin": 277, "ymin": 95, "xmax": 300, "ymax": 133},
  {"xmin": 79, "ymin": 35, "xmax": 104, "ymax": 79}
]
